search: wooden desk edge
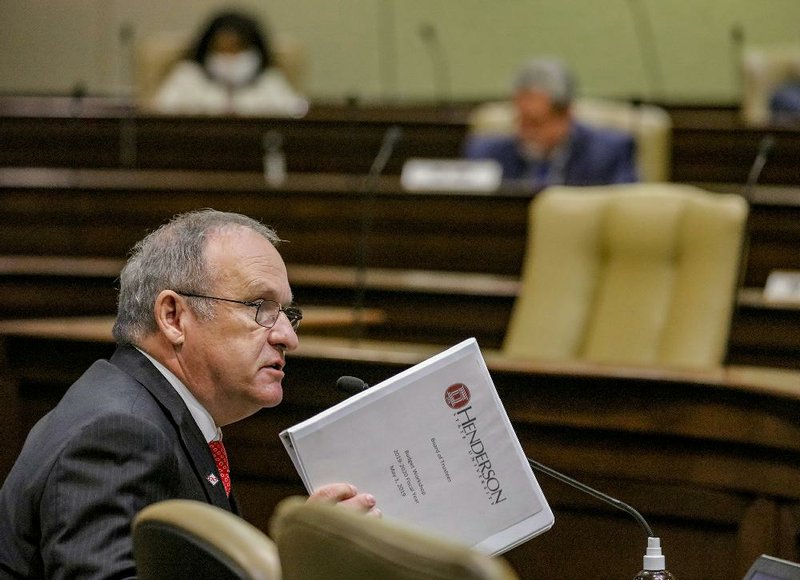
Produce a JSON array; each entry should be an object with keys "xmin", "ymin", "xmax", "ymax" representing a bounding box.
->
[{"xmin": 2, "ymin": 316, "xmax": 795, "ymax": 401}]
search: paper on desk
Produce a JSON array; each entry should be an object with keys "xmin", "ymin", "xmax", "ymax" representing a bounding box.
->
[{"xmin": 280, "ymin": 338, "xmax": 554, "ymax": 555}]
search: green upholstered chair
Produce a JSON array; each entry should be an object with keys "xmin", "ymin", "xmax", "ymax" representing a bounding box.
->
[
  {"xmin": 269, "ymin": 496, "xmax": 519, "ymax": 580},
  {"xmin": 503, "ymin": 183, "xmax": 749, "ymax": 369}
]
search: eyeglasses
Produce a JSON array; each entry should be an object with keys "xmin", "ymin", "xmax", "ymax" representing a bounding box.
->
[{"xmin": 175, "ymin": 291, "xmax": 303, "ymax": 330}]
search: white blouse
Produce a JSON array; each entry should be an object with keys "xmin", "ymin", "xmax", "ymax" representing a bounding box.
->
[{"xmin": 151, "ymin": 61, "xmax": 308, "ymax": 117}]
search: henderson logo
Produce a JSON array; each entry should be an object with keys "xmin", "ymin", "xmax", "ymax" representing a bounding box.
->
[
  {"xmin": 447, "ymin": 383, "xmax": 507, "ymax": 505},
  {"xmin": 444, "ymin": 383, "xmax": 471, "ymax": 409}
]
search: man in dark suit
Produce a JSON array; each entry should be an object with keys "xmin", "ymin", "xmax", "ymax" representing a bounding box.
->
[
  {"xmin": 0, "ymin": 209, "xmax": 378, "ymax": 579},
  {"xmin": 464, "ymin": 57, "xmax": 638, "ymax": 188}
]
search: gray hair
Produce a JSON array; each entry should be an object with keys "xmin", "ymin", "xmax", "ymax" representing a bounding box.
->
[
  {"xmin": 112, "ymin": 209, "xmax": 280, "ymax": 346},
  {"xmin": 513, "ymin": 57, "xmax": 576, "ymax": 110}
]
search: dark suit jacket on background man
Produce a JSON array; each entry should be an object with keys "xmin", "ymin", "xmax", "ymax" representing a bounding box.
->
[
  {"xmin": 466, "ymin": 56, "xmax": 639, "ymax": 189},
  {"xmin": 464, "ymin": 121, "xmax": 637, "ymax": 187}
]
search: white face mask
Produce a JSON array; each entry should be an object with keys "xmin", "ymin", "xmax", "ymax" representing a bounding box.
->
[{"xmin": 205, "ymin": 49, "xmax": 262, "ymax": 86}]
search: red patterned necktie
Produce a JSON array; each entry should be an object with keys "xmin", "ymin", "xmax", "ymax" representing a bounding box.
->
[{"xmin": 208, "ymin": 440, "xmax": 231, "ymax": 496}]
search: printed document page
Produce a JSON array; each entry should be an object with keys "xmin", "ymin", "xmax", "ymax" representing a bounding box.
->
[{"xmin": 280, "ymin": 338, "xmax": 554, "ymax": 555}]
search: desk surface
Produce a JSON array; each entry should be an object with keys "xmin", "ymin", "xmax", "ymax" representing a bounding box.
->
[{"xmin": 0, "ymin": 314, "xmax": 796, "ymax": 401}]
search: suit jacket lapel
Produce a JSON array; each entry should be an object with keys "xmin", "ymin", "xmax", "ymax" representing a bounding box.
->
[{"xmin": 110, "ymin": 345, "xmax": 234, "ymax": 511}]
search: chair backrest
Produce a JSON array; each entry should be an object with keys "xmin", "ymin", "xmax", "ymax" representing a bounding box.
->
[
  {"xmin": 268, "ymin": 497, "xmax": 519, "ymax": 580},
  {"xmin": 741, "ymin": 44, "xmax": 800, "ymax": 126},
  {"xmin": 132, "ymin": 499, "xmax": 281, "ymax": 580},
  {"xmin": 503, "ymin": 183, "xmax": 749, "ymax": 369},
  {"xmin": 467, "ymin": 98, "xmax": 672, "ymax": 182},
  {"xmin": 134, "ymin": 31, "xmax": 307, "ymax": 107}
]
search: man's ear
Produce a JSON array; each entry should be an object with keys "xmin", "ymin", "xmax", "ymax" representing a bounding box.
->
[{"xmin": 154, "ymin": 290, "xmax": 187, "ymax": 346}]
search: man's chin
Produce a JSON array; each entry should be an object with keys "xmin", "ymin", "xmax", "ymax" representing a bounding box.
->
[{"xmin": 256, "ymin": 382, "xmax": 283, "ymax": 408}]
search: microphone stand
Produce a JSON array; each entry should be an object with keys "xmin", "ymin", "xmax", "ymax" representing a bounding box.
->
[
  {"xmin": 730, "ymin": 24, "xmax": 745, "ymax": 102},
  {"xmin": 526, "ymin": 459, "xmax": 676, "ymax": 576},
  {"xmin": 742, "ymin": 135, "xmax": 775, "ymax": 203},
  {"xmin": 377, "ymin": 0, "xmax": 399, "ymax": 102},
  {"xmin": 626, "ymin": 0, "xmax": 664, "ymax": 102},
  {"xmin": 352, "ymin": 126, "xmax": 402, "ymax": 343},
  {"xmin": 531, "ymin": 457, "xmax": 679, "ymax": 578},
  {"xmin": 118, "ymin": 22, "xmax": 137, "ymax": 168},
  {"xmin": 532, "ymin": 450, "xmax": 681, "ymax": 578},
  {"xmin": 526, "ymin": 457, "xmax": 653, "ymax": 537},
  {"xmin": 419, "ymin": 23, "xmax": 451, "ymax": 106}
]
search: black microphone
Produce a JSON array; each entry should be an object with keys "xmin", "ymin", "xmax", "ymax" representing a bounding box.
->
[
  {"xmin": 352, "ymin": 126, "xmax": 403, "ymax": 343},
  {"xmin": 70, "ymin": 82, "xmax": 88, "ymax": 117},
  {"xmin": 334, "ymin": 374, "xmax": 669, "ymax": 576},
  {"xmin": 262, "ymin": 130, "xmax": 286, "ymax": 187},
  {"xmin": 336, "ymin": 375, "xmax": 370, "ymax": 395},
  {"xmin": 418, "ymin": 23, "xmax": 451, "ymax": 105},
  {"xmin": 625, "ymin": 0, "xmax": 664, "ymax": 102},
  {"xmin": 377, "ymin": 0, "xmax": 399, "ymax": 101},
  {"xmin": 118, "ymin": 21, "xmax": 137, "ymax": 168},
  {"xmin": 742, "ymin": 135, "xmax": 775, "ymax": 202},
  {"xmin": 523, "ymin": 464, "xmax": 672, "ymax": 578},
  {"xmin": 366, "ymin": 126, "xmax": 403, "ymax": 179},
  {"xmin": 525, "ymin": 457, "xmax": 653, "ymax": 537},
  {"xmin": 730, "ymin": 23, "xmax": 745, "ymax": 100},
  {"xmin": 118, "ymin": 22, "xmax": 135, "ymax": 98}
]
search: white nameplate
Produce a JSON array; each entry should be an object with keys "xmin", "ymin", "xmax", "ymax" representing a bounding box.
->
[
  {"xmin": 401, "ymin": 158, "xmax": 502, "ymax": 192},
  {"xmin": 764, "ymin": 270, "xmax": 800, "ymax": 302}
]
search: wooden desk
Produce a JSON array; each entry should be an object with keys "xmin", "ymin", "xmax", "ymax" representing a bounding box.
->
[
  {"xmin": 0, "ymin": 320, "xmax": 798, "ymax": 579},
  {"xmin": 669, "ymin": 108, "xmax": 800, "ymax": 185},
  {"xmin": 0, "ymin": 98, "xmax": 468, "ymax": 174},
  {"xmin": 3, "ymin": 167, "xmax": 800, "ymax": 288},
  {"xmin": 0, "ymin": 167, "xmax": 531, "ymax": 276},
  {"xmin": 5, "ymin": 97, "xmax": 800, "ymax": 184},
  {"xmin": 728, "ymin": 288, "xmax": 800, "ymax": 367}
]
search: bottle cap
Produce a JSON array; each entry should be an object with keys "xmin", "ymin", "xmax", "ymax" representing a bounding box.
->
[{"xmin": 643, "ymin": 537, "xmax": 666, "ymax": 571}]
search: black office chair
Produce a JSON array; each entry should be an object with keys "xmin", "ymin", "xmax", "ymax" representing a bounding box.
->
[{"xmin": 133, "ymin": 499, "xmax": 281, "ymax": 580}]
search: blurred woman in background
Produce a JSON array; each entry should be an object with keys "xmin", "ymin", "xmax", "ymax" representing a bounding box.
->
[{"xmin": 152, "ymin": 9, "xmax": 307, "ymax": 116}]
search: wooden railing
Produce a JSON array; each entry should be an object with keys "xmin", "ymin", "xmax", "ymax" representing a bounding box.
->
[
  {"xmin": 2, "ymin": 254, "xmax": 800, "ymax": 367},
  {"xmin": 3, "ymin": 167, "xmax": 800, "ymax": 285}
]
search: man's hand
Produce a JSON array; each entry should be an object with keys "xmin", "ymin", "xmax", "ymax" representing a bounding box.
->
[{"xmin": 307, "ymin": 483, "xmax": 381, "ymax": 517}]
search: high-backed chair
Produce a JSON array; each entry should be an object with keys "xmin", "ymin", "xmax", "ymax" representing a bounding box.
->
[
  {"xmin": 503, "ymin": 184, "xmax": 749, "ymax": 369},
  {"xmin": 269, "ymin": 497, "xmax": 519, "ymax": 580},
  {"xmin": 467, "ymin": 98, "xmax": 672, "ymax": 182},
  {"xmin": 132, "ymin": 499, "xmax": 282, "ymax": 580},
  {"xmin": 741, "ymin": 44, "xmax": 800, "ymax": 126},
  {"xmin": 134, "ymin": 31, "xmax": 307, "ymax": 108}
]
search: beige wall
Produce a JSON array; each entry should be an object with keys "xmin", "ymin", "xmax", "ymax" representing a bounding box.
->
[{"xmin": 1, "ymin": 0, "xmax": 799, "ymax": 104}]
